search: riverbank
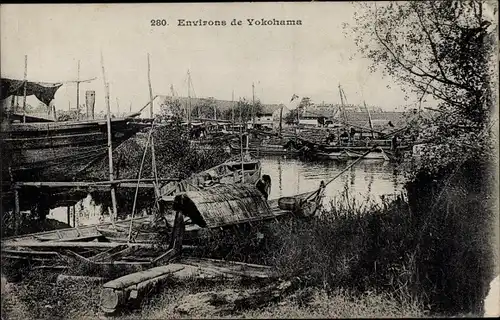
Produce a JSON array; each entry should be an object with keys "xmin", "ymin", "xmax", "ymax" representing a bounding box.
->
[
  {"xmin": 1, "ymin": 184, "xmax": 495, "ymax": 318},
  {"xmin": 1, "ymin": 274, "xmax": 424, "ymax": 319}
]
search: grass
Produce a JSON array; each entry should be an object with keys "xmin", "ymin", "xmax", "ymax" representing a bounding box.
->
[
  {"xmin": 1, "ymin": 274, "xmax": 425, "ymax": 320},
  {"xmin": 1, "ymin": 153, "xmax": 495, "ymax": 318}
]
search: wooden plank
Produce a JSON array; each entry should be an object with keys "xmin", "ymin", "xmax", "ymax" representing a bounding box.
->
[
  {"xmin": 65, "ymin": 250, "xmax": 151, "ymax": 266},
  {"xmin": 89, "ymin": 245, "xmax": 128, "ymax": 262},
  {"xmin": 3, "ymin": 241, "xmax": 154, "ymax": 249}
]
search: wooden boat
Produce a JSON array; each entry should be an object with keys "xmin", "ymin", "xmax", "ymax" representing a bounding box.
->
[
  {"xmin": 294, "ymin": 136, "xmax": 409, "ymax": 162},
  {"xmin": 312, "ymin": 148, "xmax": 390, "ymax": 161},
  {"xmin": 172, "ymin": 181, "xmax": 326, "ymax": 229},
  {"xmin": 228, "ymin": 136, "xmax": 301, "ymax": 156},
  {"xmin": 1, "ymin": 113, "xmax": 144, "ymax": 182},
  {"xmin": 159, "ymin": 154, "xmax": 262, "ymax": 198}
]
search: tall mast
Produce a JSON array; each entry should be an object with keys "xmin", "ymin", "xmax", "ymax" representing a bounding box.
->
[
  {"xmin": 187, "ymin": 69, "xmax": 192, "ymax": 124},
  {"xmin": 22, "ymin": 55, "xmax": 27, "ymax": 123},
  {"xmin": 364, "ymin": 101, "xmax": 375, "ymax": 139},
  {"xmin": 239, "ymin": 97, "xmax": 245, "ymax": 183},
  {"xmin": 76, "ymin": 60, "xmax": 80, "ymax": 120},
  {"xmin": 232, "ymin": 90, "xmax": 235, "ymax": 134},
  {"xmin": 252, "ymin": 82, "xmax": 255, "ymax": 127},
  {"xmin": 339, "ymin": 84, "xmax": 347, "ymax": 124},
  {"xmin": 279, "ymin": 104, "xmax": 283, "ymax": 136},
  {"xmin": 147, "ymin": 54, "xmax": 153, "ymax": 118},
  {"xmin": 100, "ymin": 51, "xmax": 118, "ymax": 222}
]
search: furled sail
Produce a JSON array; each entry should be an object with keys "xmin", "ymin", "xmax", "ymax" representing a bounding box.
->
[{"xmin": 1, "ymin": 78, "xmax": 63, "ymax": 106}]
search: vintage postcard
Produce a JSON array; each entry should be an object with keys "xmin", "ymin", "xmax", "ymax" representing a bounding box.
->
[{"xmin": 1, "ymin": 2, "xmax": 498, "ymax": 319}]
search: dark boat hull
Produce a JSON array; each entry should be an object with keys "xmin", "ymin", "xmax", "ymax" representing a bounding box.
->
[
  {"xmin": 1, "ymin": 118, "xmax": 143, "ymax": 182},
  {"xmin": 228, "ymin": 139, "xmax": 301, "ymax": 156}
]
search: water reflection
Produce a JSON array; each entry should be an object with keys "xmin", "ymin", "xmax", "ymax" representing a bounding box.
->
[
  {"xmin": 260, "ymin": 156, "xmax": 404, "ymax": 205},
  {"xmin": 48, "ymin": 156, "xmax": 405, "ymax": 226}
]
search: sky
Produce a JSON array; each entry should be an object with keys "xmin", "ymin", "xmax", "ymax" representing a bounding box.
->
[{"xmin": 1, "ymin": 3, "xmax": 425, "ymax": 116}]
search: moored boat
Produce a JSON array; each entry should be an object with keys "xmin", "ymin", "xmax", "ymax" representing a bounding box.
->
[
  {"xmin": 159, "ymin": 153, "xmax": 262, "ymax": 198},
  {"xmin": 1, "ymin": 114, "xmax": 145, "ymax": 182}
]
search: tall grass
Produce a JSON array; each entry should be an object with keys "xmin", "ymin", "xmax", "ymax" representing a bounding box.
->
[{"xmin": 187, "ymin": 158, "xmax": 495, "ymax": 316}]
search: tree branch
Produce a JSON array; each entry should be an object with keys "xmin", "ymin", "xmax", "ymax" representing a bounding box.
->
[
  {"xmin": 413, "ymin": 4, "xmax": 450, "ymax": 85},
  {"xmin": 373, "ymin": 3, "xmax": 473, "ymax": 93}
]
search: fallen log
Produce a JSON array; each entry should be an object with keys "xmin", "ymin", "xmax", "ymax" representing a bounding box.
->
[
  {"xmin": 100, "ymin": 258, "xmax": 279, "ymax": 314},
  {"xmin": 100, "ymin": 263, "xmax": 186, "ymax": 313}
]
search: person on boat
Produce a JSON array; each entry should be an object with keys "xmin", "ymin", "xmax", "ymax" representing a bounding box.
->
[
  {"xmin": 340, "ymin": 130, "xmax": 349, "ymax": 145},
  {"xmin": 256, "ymin": 175, "xmax": 272, "ymax": 200}
]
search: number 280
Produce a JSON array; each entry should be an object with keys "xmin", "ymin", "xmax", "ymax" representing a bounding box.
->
[{"xmin": 151, "ymin": 19, "xmax": 167, "ymax": 26}]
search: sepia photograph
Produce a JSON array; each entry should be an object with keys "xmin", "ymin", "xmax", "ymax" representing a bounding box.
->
[{"xmin": 0, "ymin": 2, "xmax": 498, "ymax": 318}]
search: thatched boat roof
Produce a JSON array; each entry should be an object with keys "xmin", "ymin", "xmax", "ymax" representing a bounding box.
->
[{"xmin": 172, "ymin": 184, "xmax": 272, "ymax": 228}]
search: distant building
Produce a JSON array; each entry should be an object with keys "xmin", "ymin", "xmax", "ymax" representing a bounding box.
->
[
  {"xmin": 300, "ymin": 107, "xmax": 339, "ymax": 127},
  {"xmin": 250, "ymin": 104, "xmax": 288, "ymax": 129}
]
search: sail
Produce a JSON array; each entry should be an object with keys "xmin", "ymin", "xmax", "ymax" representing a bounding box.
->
[{"xmin": 1, "ymin": 78, "xmax": 63, "ymax": 105}]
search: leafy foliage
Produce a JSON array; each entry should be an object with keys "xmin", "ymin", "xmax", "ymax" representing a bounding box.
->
[
  {"xmin": 78, "ymin": 119, "xmax": 230, "ymax": 217},
  {"xmin": 345, "ymin": 0, "xmax": 498, "ymax": 315},
  {"xmin": 347, "ymin": 0, "xmax": 497, "ymax": 175},
  {"xmin": 221, "ymin": 98, "xmax": 264, "ymax": 123}
]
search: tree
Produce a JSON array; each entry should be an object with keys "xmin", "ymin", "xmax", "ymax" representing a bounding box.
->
[
  {"xmin": 191, "ymin": 97, "xmax": 223, "ymax": 119},
  {"xmin": 221, "ymin": 98, "xmax": 264, "ymax": 123},
  {"xmin": 347, "ymin": 0, "xmax": 497, "ymax": 174},
  {"xmin": 347, "ymin": 1, "xmax": 498, "ymax": 314},
  {"xmin": 284, "ymin": 109, "xmax": 299, "ymax": 125}
]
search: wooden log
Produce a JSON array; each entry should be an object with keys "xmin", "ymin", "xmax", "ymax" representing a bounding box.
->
[
  {"xmin": 100, "ymin": 264, "xmax": 186, "ymax": 313},
  {"xmin": 100, "ymin": 258, "xmax": 280, "ymax": 314}
]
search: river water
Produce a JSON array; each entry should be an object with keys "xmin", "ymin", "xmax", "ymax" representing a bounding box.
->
[
  {"xmin": 48, "ymin": 156, "xmax": 406, "ymax": 225},
  {"xmin": 261, "ymin": 156, "xmax": 405, "ymax": 205}
]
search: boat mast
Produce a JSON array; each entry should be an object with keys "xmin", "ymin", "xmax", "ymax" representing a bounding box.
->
[
  {"xmin": 187, "ymin": 70, "xmax": 192, "ymax": 124},
  {"xmin": 232, "ymin": 90, "xmax": 235, "ymax": 134},
  {"xmin": 76, "ymin": 60, "xmax": 80, "ymax": 120},
  {"xmin": 338, "ymin": 84, "xmax": 347, "ymax": 123},
  {"xmin": 279, "ymin": 104, "xmax": 283, "ymax": 137},
  {"xmin": 239, "ymin": 97, "xmax": 245, "ymax": 183},
  {"xmin": 100, "ymin": 51, "xmax": 118, "ymax": 222},
  {"xmin": 147, "ymin": 53, "xmax": 160, "ymax": 198},
  {"xmin": 147, "ymin": 54, "xmax": 154, "ymax": 119},
  {"xmin": 22, "ymin": 55, "xmax": 27, "ymax": 123},
  {"xmin": 252, "ymin": 82, "xmax": 255, "ymax": 128},
  {"xmin": 364, "ymin": 101, "xmax": 375, "ymax": 139}
]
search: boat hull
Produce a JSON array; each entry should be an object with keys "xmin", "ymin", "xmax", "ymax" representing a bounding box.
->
[
  {"xmin": 1, "ymin": 118, "xmax": 143, "ymax": 182},
  {"xmin": 229, "ymin": 139, "xmax": 300, "ymax": 156}
]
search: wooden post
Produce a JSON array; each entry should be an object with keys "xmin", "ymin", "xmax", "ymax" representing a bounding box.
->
[
  {"xmin": 22, "ymin": 55, "xmax": 27, "ymax": 123},
  {"xmin": 72, "ymin": 204, "xmax": 76, "ymax": 227},
  {"xmin": 100, "ymin": 52, "xmax": 119, "ymax": 221},
  {"xmin": 67, "ymin": 206, "xmax": 71, "ymax": 226},
  {"xmin": 76, "ymin": 60, "xmax": 80, "ymax": 120},
  {"xmin": 147, "ymin": 54, "xmax": 153, "ymax": 119},
  {"xmin": 85, "ymin": 91, "xmax": 96, "ymax": 120}
]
